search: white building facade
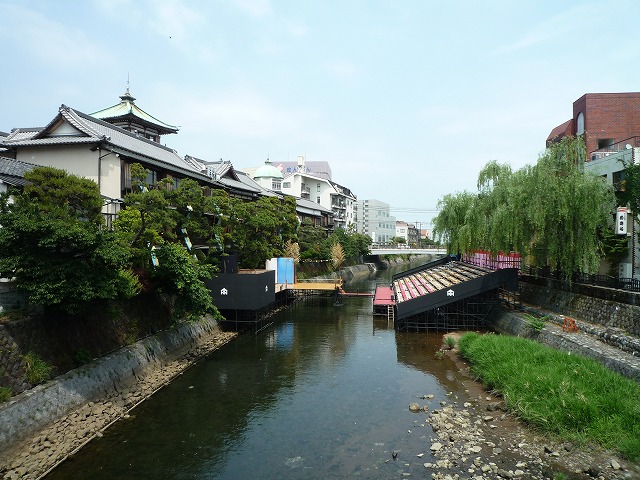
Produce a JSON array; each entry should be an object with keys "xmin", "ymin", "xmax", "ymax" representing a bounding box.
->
[
  {"xmin": 585, "ymin": 146, "xmax": 640, "ymax": 278},
  {"xmin": 356, "ymin": 199, "xmax": 396, "ymax": 245}
]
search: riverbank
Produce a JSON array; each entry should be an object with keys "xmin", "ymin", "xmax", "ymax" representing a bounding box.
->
[
  {"xmin": 398, "ymin": 332, "xmax": 640, "ymax": 480},
  {"xmin": 0, "ymin": 319, "xmax": 236, "ymax": 480},
  {"xmin": 410, "ymin": 298, "xmax": 640, "ymax": 480}
]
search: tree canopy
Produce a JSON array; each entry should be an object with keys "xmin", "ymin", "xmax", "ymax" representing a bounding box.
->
[
  {"xmin": 433, "ymin": 136, "xmax": 615, "ymax": 275},
  {"xmin": 0, "ymin": 167, "xmax": 140, "ymax": 312}
]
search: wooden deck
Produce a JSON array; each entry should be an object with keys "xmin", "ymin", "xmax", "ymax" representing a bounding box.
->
[{"xmin": 286, "ymin": 280, "xmax": 343, "ymax": 291}]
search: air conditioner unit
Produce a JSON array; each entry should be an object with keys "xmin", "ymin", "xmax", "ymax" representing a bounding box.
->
[{"xmin": 590, "ymin": 151, "xmax": 613, "ymax": 161}]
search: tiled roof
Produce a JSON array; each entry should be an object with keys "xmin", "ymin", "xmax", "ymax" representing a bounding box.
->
[
  {"xmin": 0, "ymin": 156, "xmax": 36, "ymax": 186},
  {"xmin": 90, "ymin": 89, "xmax": 179, "ymax": 134},
  {"xmin": 1, "ymin": 105, "xmax": 210, "ymax": 181},
  {"xmin": 234, "ymin": 170, "xmax": 278, "ymax": 197},
  {"xmin": 295, "ymin": 196, "xmax": 332, "ymax": 214},
  {"xmin": 191, "ymin": 158, "xmax": 237, "ymax": 180},
  {"xmin": 547, "ymin": 119, "xmax": 573, "ymax": 143}
]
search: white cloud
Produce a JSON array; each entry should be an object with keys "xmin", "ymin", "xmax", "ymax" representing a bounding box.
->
[
  {"xmin": 228, "ymin": 0, "xmax": 273, "ymax": 17},
  {"xmin": 494, "ymin": 3, "xmax": 604, "ymax": 55},
  {"xmin": 147, "ymin": 1, "xmax": 204, "ymax": 38},
  {"xmin": 0, "ymin": 4, "xmax": 108, "ymax": 67},
  {"xmin": 167, "ymin": 86, "xmax": 320, "ymax": 140}
]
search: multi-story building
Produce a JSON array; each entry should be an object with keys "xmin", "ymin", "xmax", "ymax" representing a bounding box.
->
[
  {"xmin": 356, "ymin": 199, "xmax": 396, "ymax": 245},
  {"xmin": 584, "ymin": 146, "xmax": 640, "ymax": 278},
  {"xmin": 548, "ymin": 91, "xmax": 640, "ymax": 278},
  {"xmin": 278, "ymin": 156, "xmax": 356, "ymax": 230},
  {"xmin": 547, "ymin": 93, "xmax": 640, "ymax": 160},
  {"xmin": 0, "ymin": 91, "xmax": 333, "ymax": 229},
  {"xmin": 395, "ymin": 221, "xmax": 419, "ymax": 246}
]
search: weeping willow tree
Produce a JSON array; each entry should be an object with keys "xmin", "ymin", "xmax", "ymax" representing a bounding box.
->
[
  {"xmin": 433, "ymin": 136, "xmax": 615, "ymax": 276},
  {"xmin": 432, "ymin": 191, "xmax": 475, "ymax": 254}
]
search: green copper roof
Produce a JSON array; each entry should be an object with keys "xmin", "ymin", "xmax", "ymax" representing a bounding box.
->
[
  {"xmin": 90, "ymin": 88, "xmax": 179, "ymax": 134},
  {"xmin": 254, "ymin": 159, "xmax": 283, "ymax": 179}
]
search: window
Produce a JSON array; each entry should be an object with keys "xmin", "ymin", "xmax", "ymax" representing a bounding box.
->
[
  {"xmin": 317, "ymin": 183, "xmax": 321, "ymax": 192},
  {"xmin": 613, "ymin": 170, "xmax": 626, "ymax": 191},
  {"xmin": 576, "ymin": 112, "xmax": 584, "ymax": 135},
  {"xmin": 597, "ymin": 139, "xmax": 615, "ymax": 149},
  {"xmin": 317, "ymin": 196, "xmax": 320, "ymax": 204},
  {"xmin": 272, "ymin": 179, "xmax": 282, "ymax": 191},
  {"xmin": 145, "ymin": 169, "xmax": 157, "ymax": 186},
  {"xmin": 283, "ymin": 182, "xmax": 291, "ymax": 188}
]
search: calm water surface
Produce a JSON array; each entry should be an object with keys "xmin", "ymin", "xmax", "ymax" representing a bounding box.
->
[{"xmin": 46, "ymin": 266, "xmax": 470, "ymax": 479}]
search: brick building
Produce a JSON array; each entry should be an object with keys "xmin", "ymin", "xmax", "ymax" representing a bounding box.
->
[{"xmin": 547, "ymin": 93, "xmax": 640, "ymax": 160}]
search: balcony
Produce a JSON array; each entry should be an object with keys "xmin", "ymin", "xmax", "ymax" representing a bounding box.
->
[{"xmin": 590, "ymin": 136, "xmax": 640, "ymax": 161}]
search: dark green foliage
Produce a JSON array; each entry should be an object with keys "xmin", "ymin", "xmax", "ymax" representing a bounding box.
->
[
  {"xmin": 225, "ymin": 196, "xmax": 299, "ymax": 268},
  {"xmin": 325, "ymin": 227, "xmax": 372, "ymax": 261},
  {"xmin": 298, "ymin": 220, "xmax": 329, "ymax": 260},
  {"xmin": 151, "ymin": 243, "xmax": 220, "ymax": 321},
  {"xmin": 0, "ymin": 167, "xmax": 140, "ymax": 312},
  {"xmin": 618, "ymin": 157, "xmax": 640, "ymax": 216},
  {"xmin": 598, "ymin": 227, "xmax": 629, "ymax": 275},
  {"xmin": 458, "ymin": 332, "xmax": 640, "ymax": 460}
]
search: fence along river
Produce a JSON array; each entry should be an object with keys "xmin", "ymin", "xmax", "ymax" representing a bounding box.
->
[{"xmin": 45, "ymin": 264, "xmax": 471, "ymax": 479}]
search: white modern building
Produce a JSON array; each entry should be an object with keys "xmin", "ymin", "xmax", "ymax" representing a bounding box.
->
[
  {"xmin": 584, "ymin": 143, "xmax": 640, "ymax": 278},
  {"xmin": 278, "ymin": 156, "xmax": 356, "ymax": 230},
  {"xmin": 356, "ymin": 199, "xmax": 396, "ymax": 245}
]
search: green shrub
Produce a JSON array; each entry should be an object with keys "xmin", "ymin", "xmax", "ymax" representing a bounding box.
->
[
  {"xmin": 23, "ymin": 352, "xmax": 52, "ymax": 385},
  {"xmin": 445, "ymin": 336, "xmax": 456, "ymax": 349},
  {"xmin": 524, "ymin": 313, "xmax": 546, "ymax": 332},
  {"xmin": 73, "ymin": 348, "xmax": 93, "ymax": 366},
  {"xmin": 0, "ymin": 387, "xmax": 11, "ymax": 402}
]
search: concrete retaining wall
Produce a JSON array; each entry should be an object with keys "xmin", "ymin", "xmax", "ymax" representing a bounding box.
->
[{"xmin": 0, "ymin": 317, "xmax": 220, "ymax": 452}]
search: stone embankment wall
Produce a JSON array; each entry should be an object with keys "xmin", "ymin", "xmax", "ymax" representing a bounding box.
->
[
  {"xmin": 0, "ymin": 317, "xmax": 222, "ymax": 455},
  {"xmin": 519, "ymin": 276, "xmax": 640, "ymax": 336}
]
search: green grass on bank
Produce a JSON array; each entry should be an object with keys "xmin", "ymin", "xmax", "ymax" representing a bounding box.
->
[{"xmin": 458, "ymin": 332, "xmax": 640, "ymax": 460}]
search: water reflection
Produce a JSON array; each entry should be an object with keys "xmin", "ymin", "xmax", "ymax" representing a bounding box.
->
[{"xmin": 46, "ymin": 261, "xmax": 464, "ymax": 480}]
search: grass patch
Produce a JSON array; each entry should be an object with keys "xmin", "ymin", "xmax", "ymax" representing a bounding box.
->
[
  {"xmin": 524, "ymin": 313, "xmax": 547, "ymax": 332},
  {"xmin": 445, "ymin": 336, "xmax": 456, "ymax": 349},
  {"xmin": 0, "ymin": 386, "xmax": 11, "ymax": 402},
  {"xmin": 23, "ymin": 352, "xmax": 53, "ymax": 385},
  {"xmin": 458, "ymin": 332, "xmax": 640, "ymax": 460}
]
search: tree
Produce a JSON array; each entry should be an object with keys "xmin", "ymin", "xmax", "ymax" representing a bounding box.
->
[
  {"xmin": 298, "ymin": 220, "xmax": 329, "ymax": 260},
  {"xmin": 331, "ymin": 242, "xmax": 345, "ymax": 269},
  {"xmin": 0, "ymin": 167, "xmax": 140, "ymax": 312},
  {"xmin": 389, "ymin": 236, "xmax": 406, "ymax": 245},
  {"xmin": 226, "ymin": 196, "xmax": 298, "ymax": 268},
  {"xmin": 151, "ymin": 243, "xmax": 220, "ymax": 321},
  {"xmin": 325, "ymin": 227, "xmax": 372, "ymax": 261},
  {"xmin": 284, "ymin": 240, "xmax": 301, "ymax": 264},
  {"xmin": 433, "ymin": 136, "xmax": 615, "ymax": 276}
]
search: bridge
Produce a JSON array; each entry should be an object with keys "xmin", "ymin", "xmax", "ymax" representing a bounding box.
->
[{"xmin": 369, "ymin": 247, "xmax": 447, "ymax": 256}]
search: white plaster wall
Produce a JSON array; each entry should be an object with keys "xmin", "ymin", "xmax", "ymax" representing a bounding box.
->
[{"xmin": 15, "ymin": 146, "xmax": 122, "ymax": 200}]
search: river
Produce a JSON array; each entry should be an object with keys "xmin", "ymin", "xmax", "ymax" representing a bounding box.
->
[{"xmin": 45, "ymin": 265, "xmax": 472, "ymax": 479}]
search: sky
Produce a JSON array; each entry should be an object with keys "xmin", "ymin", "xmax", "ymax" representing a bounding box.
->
[{"xmin": 2, "ymin": 0, "xmax": 640, "ymax": 228}]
